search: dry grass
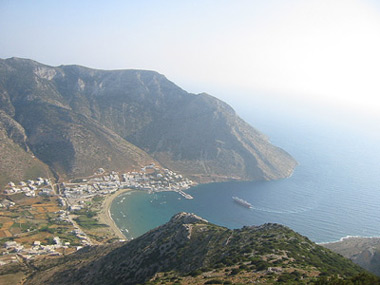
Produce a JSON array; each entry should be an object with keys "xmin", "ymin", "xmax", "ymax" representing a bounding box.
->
[
  {"xmin": 0, "ymin": 271, "xmax": 26, "ymax": 285},
  {"xmin": 0, "ymin": 220, "xmax": 14, "ymax": 230},
  {"xmin": 0, "ymin": 195, "xmax": 79, "ymax": 247},
  {"xmin": 0, "ymin": 230, "xmax": 12, "ymax": 238},
  {"xmin": 16, "ymin": 232, "xmax": 52, "ymax": 244}
]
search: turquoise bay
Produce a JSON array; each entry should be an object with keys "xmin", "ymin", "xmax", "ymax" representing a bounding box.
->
[{"xmin": 111, "ymin": 100, "xmax": 380, "ymax": 243}]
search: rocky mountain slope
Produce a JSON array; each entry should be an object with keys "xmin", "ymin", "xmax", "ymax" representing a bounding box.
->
[
  {"xmin": 0, "ymin": 109, "xmax": 52, "ymax": 186},
  {"xmin": 0, "ymin": 57, "xmax": 297, "ymax": 185},
  {"xmin": 19, "ymin": 213, "xmax": 375, "ymax": 284},
  {"xmin": 324, "ymin": 237, "xmax": 380, "ymax": 276}
]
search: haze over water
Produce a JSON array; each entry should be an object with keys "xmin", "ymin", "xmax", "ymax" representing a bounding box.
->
[{"xmin": 111, "ymin": 98, "xmax": 380, "ymax": 243}]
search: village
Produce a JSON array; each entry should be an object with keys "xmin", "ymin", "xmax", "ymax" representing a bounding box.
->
[
  {"xmin": 61, "ymin": 163, "xmax": 193, "ymax": 212},
  {"xmin": 0, "ymin": 164, "xmax": 194, "ymax": 265}
]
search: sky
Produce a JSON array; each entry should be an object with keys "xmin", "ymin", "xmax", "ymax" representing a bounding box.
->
[{"xmin": 1, "ymin": 0, "xmax": 380, "ymax": 121}]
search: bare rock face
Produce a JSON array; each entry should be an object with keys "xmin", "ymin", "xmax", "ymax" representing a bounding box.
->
[
  {"xmin": 168, "ymin": 212, "xmax": 209, "ymax": 225},
  {"xmin": 0, "ymin": 57, "xmax": 297, "ymax": 184},
  {"xmin": 0, "ymin": 109, "xmax": 52, "ymax": 186},
  {"xmin": 0, "ymin": 110, "xmax": 29, "ymax": 151}
]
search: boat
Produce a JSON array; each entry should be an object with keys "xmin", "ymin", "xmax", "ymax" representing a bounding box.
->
[{"xmin": 232, "ymin": 196, "xmax": 252, "ymax": 208}]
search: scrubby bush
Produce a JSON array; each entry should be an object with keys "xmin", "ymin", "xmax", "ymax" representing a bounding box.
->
[{"xmin": 204, "ymin": 279, "xmax": 223, "ymax": 284}]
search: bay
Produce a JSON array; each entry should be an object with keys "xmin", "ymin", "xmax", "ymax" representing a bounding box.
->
[{"xmin": 111, "ymin": 100, "xmax": 380, "ymax": 243}]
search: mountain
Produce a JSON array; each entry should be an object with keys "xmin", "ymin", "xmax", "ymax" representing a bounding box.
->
[
  {"xmin": 18, "ymin": 213, "xmax": 375, "ymax": 284},
  {"xmin": 0, "ymin": 109, "xmax": 53, "ymax": 186},
  {"xmin": 0, "ymin": 57, "xmax": 297, "ymax": 184},
  {"xmin": 323, "ymin": 237, "xmax": 380, "ymax": 277}
]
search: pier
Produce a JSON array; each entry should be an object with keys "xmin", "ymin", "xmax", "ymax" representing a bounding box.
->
[{"xmin": 178, "ymin": 190, "xmax": 193, "ymax": 199}]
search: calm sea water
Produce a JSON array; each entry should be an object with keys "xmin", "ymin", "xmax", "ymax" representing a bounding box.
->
[{"xmin": 111, "ymin": 100, "xmax": 380, "ymax": 243}]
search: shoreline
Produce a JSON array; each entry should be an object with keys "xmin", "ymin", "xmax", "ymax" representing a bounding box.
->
[
  {"xmin": 321, "ymin": 236, "xmax": 380, "ymax": 263},
  {"xmin": 97, "ymin": 185, "xmax": 380, "ymax": 247},
  {"xmin": 318, "ymin": 235, "xmax": 380, "ymax": 246},
  {"xmin": 97, "ymin": 188, "xmax": 133, "ymax": 240}
]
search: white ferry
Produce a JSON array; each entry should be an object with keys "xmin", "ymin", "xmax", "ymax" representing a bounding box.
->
[{"xmin": 232, "ymin": 196, "xmax": 252, "ymax": 208}]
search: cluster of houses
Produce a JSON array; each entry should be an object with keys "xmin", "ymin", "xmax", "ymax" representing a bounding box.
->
[
  {"xmin": 62, "ymin": 178, "xmax": 120, "ymax": 201},
  {"xmin": 0, "ymin": 165, "xmax": 195, "ymax": 263},
  {"xmin": 0, "ymin": 199, "xmax": 15, "ymax": 209},
  {"xmin": 3, "ymin": 177, "xmax": 51, "ymax": 197},
  {"xmin": 2, "ymin": 166, "xmax": 193, "ymax": 206},
  {"xmin": 55, "ymin": 210, "xmax": 71, "ymax": 223},
  {"xmin": 2, "ymin": 237, "xmax": 75, "ymax": 260},
  {"xmin": 62, "ymin": 165, "xmax": 194, "ymax": 211},
  {"xmin": 121, "ymin": 167, "xmax": 193, "ymax": 196},
  {"xmin": 53, "ymin": 211, "xmax": 92, "ymax": 245},
  {"xmin": 1, "ymin": 217, "xmax": 90, "ymax": 265},
  {"xmin": 71, "ymin": 228, "xmax": 91, "ymax": 246}
]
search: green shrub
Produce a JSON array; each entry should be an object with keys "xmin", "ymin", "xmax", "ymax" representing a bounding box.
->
[
  {"xmin": 204, "ymin": 279, "xmax": 223, "ymax": 284},
  {"xmin": 189, "ymin": 269, "xmax": 202, "ymax": 277},
  {"xmin": 230, "ymin": 268, "xmax": 240, "ymax": 275}
]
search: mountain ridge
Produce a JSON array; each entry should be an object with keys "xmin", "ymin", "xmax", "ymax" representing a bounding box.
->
[
  {"xmin": 21, "ymin": 212, "xmax": 374, "ymax": 284},
  {"xmin": 0, "ymin": 57, "xmax": 297, "ymax": 185}
]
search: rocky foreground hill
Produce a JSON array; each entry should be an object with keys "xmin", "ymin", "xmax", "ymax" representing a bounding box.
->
[
  {"xmin": 0, "ymin": 57, "xmax": 296, "ymax": 186},
  {"xmin": 0, "ymin": 213, "xmax": 368, "ymax": 284}
]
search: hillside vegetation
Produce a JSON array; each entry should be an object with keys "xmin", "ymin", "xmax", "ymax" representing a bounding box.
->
[{"xmin": 20, "ymin": 213, "xmax": 376, "ymax": 284}]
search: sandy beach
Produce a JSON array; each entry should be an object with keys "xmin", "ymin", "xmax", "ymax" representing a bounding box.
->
[{"xmin": 97, "ymin": 188, "xmax": 133, "ymax": 240}]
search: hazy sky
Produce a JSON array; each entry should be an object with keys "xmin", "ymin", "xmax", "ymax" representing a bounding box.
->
[{"xmin": 1, "ymin": 0, "xmax": 380, "ymax": 119}]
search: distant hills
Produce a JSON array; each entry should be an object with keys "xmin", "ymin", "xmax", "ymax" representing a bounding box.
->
[
  {"xmin": 324, "ymin": 237, "xmax": 380, "ymax": 277},
  {"xmin": 0, "ymin": 57, "xmax": 297, "ymax": 185},
  {"xmin": 20, "ymin": 213, "xmax": 375, "ymax": 284}
]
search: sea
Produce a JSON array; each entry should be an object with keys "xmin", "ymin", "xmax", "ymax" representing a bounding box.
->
[{"xmin": 110, "ymin": 97, "xmax": 380, "ymax": 244}]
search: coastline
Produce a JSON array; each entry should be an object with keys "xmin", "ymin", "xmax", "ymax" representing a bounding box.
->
[
  {"xmin": 318, "ymin": 235, "xmax": 380, "ymax": 245},
  {"xmin": 321, "ymin": 236, "xmax": 380, "ymax": 277},
  {"xmin": 97, "ymin": 188, "xmax": 133, "ymax": 240},
  {"xmin": 321, "ymin": 236, "xmax": 380, "ymax": 254}
]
